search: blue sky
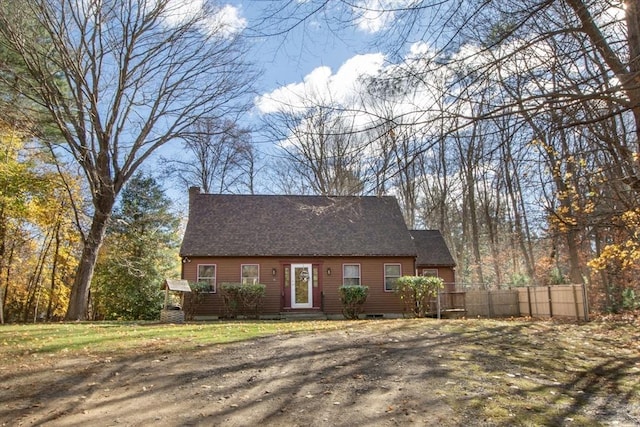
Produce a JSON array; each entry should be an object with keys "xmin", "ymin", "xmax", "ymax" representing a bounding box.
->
[
  {"xmin": 225, "ymin": 1, "xmax": 396, "ymax": 106},
  {"xmin": 155, "ymin": 0, "xmax": 440, "ymax": 201}
]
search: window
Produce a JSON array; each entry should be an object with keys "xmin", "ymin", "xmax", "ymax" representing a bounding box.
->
[
  {"xmin": 384, "ymin": 264, "xmax": 401, "ymax": 291},
  {"xmin": 421, "ymin": 268, "xmax": 438, "ymax": 277},
  {"xmin": 241, "ymin": 264, "xmax": 259, "ymax": 285},
  {"xmin": 197, "ymin": 264, "xmax": 216, "ymax": 293},
  {"xmin": 343, "ymin": 264, "xmax": 361, "ymax": 286}
]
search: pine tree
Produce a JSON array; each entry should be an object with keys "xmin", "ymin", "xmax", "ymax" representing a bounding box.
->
[{"xmin": 92, "ymin": 173, "xmax": 180, "ymax": 320}]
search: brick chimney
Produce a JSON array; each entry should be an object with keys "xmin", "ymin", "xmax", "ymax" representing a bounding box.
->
[{"xmin": 188, "ymin": 186, "xmax": 201, "ymax": 210}]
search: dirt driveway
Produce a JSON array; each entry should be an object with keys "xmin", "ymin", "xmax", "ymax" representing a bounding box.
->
[{"xmin": 2, "ymin": 319, "xmax": 639, "ymax": 426}]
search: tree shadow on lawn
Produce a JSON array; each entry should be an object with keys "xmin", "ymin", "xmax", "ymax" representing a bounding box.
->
[
  {"xmin": 434, "ymin": 322, "xmax": 640, "ymax": 426},
  {"xmin": 1, "ymin": 320, "xmax": 638, "ymax": 426}
]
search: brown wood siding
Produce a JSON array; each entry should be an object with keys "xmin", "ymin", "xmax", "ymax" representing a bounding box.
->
[
  {"xmin": 320, "ymin": 257, "xmax": 415, "ymax": 315},
  {"xmin": 182, "ymin": 256, "xmax": 456, "ymax": 316},
  {"xmin": 415, "ymin": 266, "xmax": 456, "ymax": 292},
  {"xmin": 182, "ymin": 257, "xmax": 284, "ymax": 316}
]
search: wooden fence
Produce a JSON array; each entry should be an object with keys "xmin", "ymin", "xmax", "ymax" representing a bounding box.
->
[
  {"xmin": 438, "ymin": 284, "xmax": 589, "ymax": 321},
  {"xmin": 518, "ymin": 284, "xmax": 589, "ymax": 321}
]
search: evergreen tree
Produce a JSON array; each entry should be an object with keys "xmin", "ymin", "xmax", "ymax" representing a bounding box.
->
[{"xmin": 93, "ymin": 173, "xmax": 180, "ymax": 320}]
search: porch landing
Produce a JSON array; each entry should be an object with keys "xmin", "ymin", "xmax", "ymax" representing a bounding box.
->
[{"xmin": 268, "ymin": 311, "xmax": 328, "ymax": 321}]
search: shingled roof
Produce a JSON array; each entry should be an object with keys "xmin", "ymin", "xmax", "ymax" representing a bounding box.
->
[
  {"xmin": 180, "ymin": 189, "xmax": 417, "ymax": 257},
  {"xmin": 409, "ymin": 230, "xmax": 456, "ymax": 267}
]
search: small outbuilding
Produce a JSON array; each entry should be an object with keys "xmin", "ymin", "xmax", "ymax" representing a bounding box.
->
[{"xmin": 160, "ymin": 279, "xmax": 191, "ymax": 323}]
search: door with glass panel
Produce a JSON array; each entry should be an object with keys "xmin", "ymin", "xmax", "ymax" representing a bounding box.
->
[{"xmin": 291, "ymin": 264, "xmax": 313, "ymax": 308}]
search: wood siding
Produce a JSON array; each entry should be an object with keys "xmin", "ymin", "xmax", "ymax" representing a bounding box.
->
[
  {"xmin": 182, "ymin": 257, "xmax": 283, "ymax": 317},
  {"xmin": 182, "ymin": 256, "xmax": 431, "ymax": 317},
  {"xmin": 321, "ymin": 257, "xmax": 415, "ymax": 315}
]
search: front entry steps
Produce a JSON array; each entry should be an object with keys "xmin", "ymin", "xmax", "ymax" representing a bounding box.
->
[{"xmin": 276, "ymin": 311, "xmax": 328, "ymax": 321}]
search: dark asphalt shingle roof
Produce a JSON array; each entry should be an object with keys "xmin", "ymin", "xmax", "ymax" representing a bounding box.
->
[
  {"xmin": 409, "ymin": 230, "xmax": 456, "ymax": 267},
  {"xmin": 180, "ymin": 191, "xmax": 418, "ymax": 257}
]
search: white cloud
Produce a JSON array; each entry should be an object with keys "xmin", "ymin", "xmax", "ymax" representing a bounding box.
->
[
  {"xmin": 208, "ymin": 4, "xmax": 247, "ymax": 38},
  {"xmin": 162, "ymin": 0, "xmax": 204, "ymax": 27},
  {"xmin": 161, "ymin": 1, "xmax": 246, "ymax": 38},
  {"xmin": 351, "ymin": 0, "xmax": 420, "ymax": 34},
  {"xmin": 255, "ymin": 53, "xmax": 385, "ymax": 114}
]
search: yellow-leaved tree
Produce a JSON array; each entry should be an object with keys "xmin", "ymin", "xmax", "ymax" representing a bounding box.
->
[
  {"xmin": 0, "ymin": 121, "xmax": 81, "ymax": 322},
  {"xmin": 588, "ymin": 209, "xmax": 640, "ymax": 311}
]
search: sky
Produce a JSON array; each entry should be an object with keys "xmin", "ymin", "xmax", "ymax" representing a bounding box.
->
[
  {"xmin": 224, "ymin": 1, "xmax": 400, "ymax": 113},
  {"xmin": 155, "ymin": 0, "xmax": 416, "ymax": 202},
  {"xmin": 161, "ymin": 0, "xmax": 386, "ymax": 108}
]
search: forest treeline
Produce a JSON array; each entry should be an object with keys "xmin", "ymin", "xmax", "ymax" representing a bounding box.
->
[
  {"xmin": 258, "ymin": 0, "xmax": 640, "ymax": 313},
  {"xmin": 1, "ymin": 0, "xmax": 639, "ymax": 321}
]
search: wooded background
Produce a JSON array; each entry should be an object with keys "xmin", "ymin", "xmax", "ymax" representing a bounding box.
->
[{"xmin": 1, "ymin": 0, "xmax": 638, "ymax": 321}]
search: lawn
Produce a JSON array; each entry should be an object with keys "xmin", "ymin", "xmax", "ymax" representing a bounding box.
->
[
  {"xmin": 1, "ymin": 318, "xmax": 639, "ymax": 426},
  {"xmin": 0, "ymin": 320, "xmax": 345, "ymax": 359}
]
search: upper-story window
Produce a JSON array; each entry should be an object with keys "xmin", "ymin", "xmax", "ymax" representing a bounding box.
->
[{"xmin": 343, "ymin": 264, "xmax": 361, "ymax": 286}]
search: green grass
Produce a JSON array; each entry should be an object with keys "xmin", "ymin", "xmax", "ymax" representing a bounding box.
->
[
  {"xmin": 0, "ymin": 320, "xmax": 348, "ymax": 361},
  {"xmin": 1, "ymin": 318, "xmax": 639, "ymax": 425},
  {"xmin": 431, "ymin": 319, "xmax": 640, "ymax": 426}
]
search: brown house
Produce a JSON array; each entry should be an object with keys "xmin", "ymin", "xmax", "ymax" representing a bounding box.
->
[
  {"xmin": 409, "ymin": 230, "xmax": 456, "ymax": 286},
  {"xmin": 180, "ymin": 188, "xmax": 456, "ymax": 319}
]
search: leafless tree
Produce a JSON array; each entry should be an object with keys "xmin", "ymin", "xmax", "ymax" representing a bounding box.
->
[
  {"xmin": 264, "ymin": 104, "xmax": 366, "ymax": 196},
  {"xmin": 255, "ymin": 0, "xmax": 640, "ymax": 293},
  {"xmin": 0, "ymin": 0, "xmax": 255, "ymax": 319},
  {"xmin": 164, "ymin": 118, "xmax": 257, "ymax": 194}
]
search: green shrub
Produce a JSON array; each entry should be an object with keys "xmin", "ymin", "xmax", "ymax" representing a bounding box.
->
[
  {"xmin": 339, "ymin": 285, "xmax": 369, "ymax": 319},
  {"xmin": 509, "ymin": 273, "xmax": 530, "ymax": 287},
  {"xmin": 220, "ymin": 283, "xmax": 266, "ymax": 319},
  {"xmin": 622, "ymin": 288, "xmax": 640, "ymax": 310},
  {"xmin": 184, "ymin": 282, "xmax": 211, "ymax": 321},
  {"xmin": 395, "ymin": 276, "xmax": 444, "ymax": 318}
]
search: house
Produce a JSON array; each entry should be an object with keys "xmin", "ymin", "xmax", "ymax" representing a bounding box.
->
[
  {"xmin": 409, "ymin": 229, "xmax": 456, "ymax": 287},
  {"xmin": 409, "ymin": 229, "xmax": 461, "ymax": 313},
  {"xmin": 180, "ymin": 187, "xmax": 456, "ymax": 318}
]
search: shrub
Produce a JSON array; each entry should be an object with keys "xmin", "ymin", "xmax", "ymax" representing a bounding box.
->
[
  {"xmin": 509, "ymin": 273, "xmax": 530, "ymax": 287},
  {"xmin": 622, "ymin": 288, "xmax": 640, "ymax": 310},
  {"xmin": 184, "ymin": 282, "xmax": 211, "ymax": 321},
  {"xmin": 395, "ymin": 276, "xmax": 444, "ymax": 318},
  {"xmin": 220, "ymin": 283, "xmax": 266, "ymax": 319},
  {"xmin": 339, "ymin": 285, "xmax": 369, "ymax": 319}
]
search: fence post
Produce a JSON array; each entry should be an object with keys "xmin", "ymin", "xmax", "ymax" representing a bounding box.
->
[
  {"xmin": 582, "ymin": 283, "xmax": 590, "ymax": 321},
  {"xmin": 547, "ymin": 286, "xmax": 553, "ymax": 318},
  {"xmin": 572, "ymin": 284, "xmax": 580, "ymax": 321},
  {"xmin": 526, "ymin": 286, "xmax": 532, "ymax": 317}
]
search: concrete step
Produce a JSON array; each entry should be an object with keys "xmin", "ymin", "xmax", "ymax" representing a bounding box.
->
[{"xmin": 277, "ymin": 312, "xmax": 328, "ymax": 320}]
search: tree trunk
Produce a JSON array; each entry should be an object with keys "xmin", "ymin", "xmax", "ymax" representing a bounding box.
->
[
  {"xmin": 65, "ymin": 193, "xmax": 115, "ymax": 320},
  {"xmin": 624, "ymin": 0, "xmax": 640, "ymax": 145},
  {"xmin": 1, "ymin": 242, "xmax": 14, "ymax": 323},
  {"xmin": 23, "ymin": 230, "xmax": 54, "ymax": 322},
  {"xmin": 566, "ymin": 0, "xmax": 640, "ymax": 169},
  {"xmin": 503, "ymin": 149, "xmax": 536, "ymax": 282},
  {"xmin": 47, "ymin": 221, "xmax": 61, "ymax": 321}
]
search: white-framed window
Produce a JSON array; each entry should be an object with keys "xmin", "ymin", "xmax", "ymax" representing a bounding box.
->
[
  {"xmin": 421, "ymin": 268, "xmax": 438, "ymax": 277},
  {"xmin": 343, "ymin": 264, "xmax": 361, "ymax": 286},
  {"xmin": 384, "ymin": 264, "xmax": 401, "ymax": 291},
  {"xmin": 241, "ymin": 264, "xmax": 259, "ymax": 285},
  {"xmin": 197, "ymin": 264, "xmax": 216, "ymax": 293}
]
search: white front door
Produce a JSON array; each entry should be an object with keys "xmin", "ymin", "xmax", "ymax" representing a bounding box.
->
[{"xmin": 291, "ymin": 264, "xmax": 313, "ymax": 308}]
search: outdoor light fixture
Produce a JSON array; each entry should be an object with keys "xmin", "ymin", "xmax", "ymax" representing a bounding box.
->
[
  {"xmin": 272, "ymin": 268, "xmax": 277, "ymax": 276},
  {"xmin": 327, "ymin": 267, "xmax": 331, "ymax": 276},
  {"xmin": 182, "ymin": 257, "xmax": 191, "ymax": 264}
]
